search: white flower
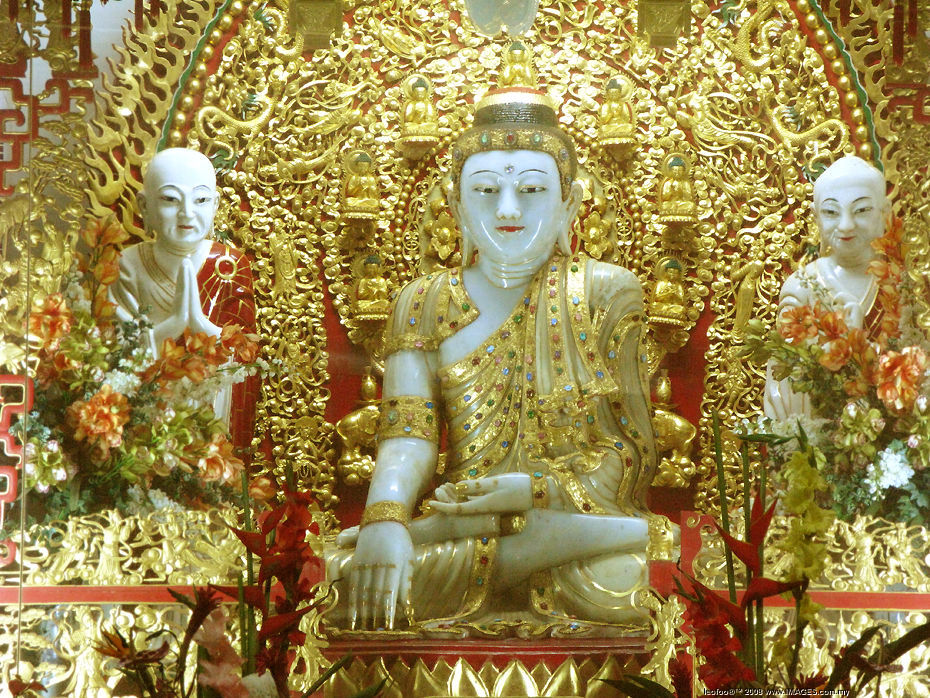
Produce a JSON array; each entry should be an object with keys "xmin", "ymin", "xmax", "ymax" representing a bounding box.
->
[
  {"xmin": 147, "ymin": 488, "xmax": 183, "ymax": 512},
  {"xmin": 103, "ymin": 370, "xmax": 142, "ymax": 397},
  {"xmin": 52, "ymin": 468, "xmax": 67, "ymax": 482},
  {"xmin": 865, "ymin": 447, "xmax": 914, "ymax": 494},
  {"xmin": 47, "ymin": 440, "xmax": 59, "ymax": 453}
]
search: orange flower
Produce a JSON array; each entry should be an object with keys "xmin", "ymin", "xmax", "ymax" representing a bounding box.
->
[
  {"xmin": 819, "ymin": 337, "xmax": 852, "ymax": 371},
  {"xmin": 248, "ymin": 475, "xmax": 277, "ymax": 504},
  {"xmin": 813, "ymin": 306, "xmax": 848, "ymax": 341},
  {"xmin": 184, "ymin": 329, "xmax": 230, "ymax": 367},
  {"xmin": 143, "ymin": 337, "xmax": 188, "ymax": 385},
  {"xmin": 93, "ymin": 286, "xmax": 117, "ymax": 323},
  {"xmin": 875, "ymin": 346, "xmax": 928, "ymax": 415},
  {"xmin": 28, "ymin": 293, "xmax": 73, "ymax": 351},
  {"xmin": 35, "ymin": 350, "xmax": 79, "ymax": 388},
  {"xmin": 81, "ymin": 217, "xmax": 129, "ymax": 250},
  {"xmin": 779, "ymin": 305, "xmax": 818, "ymax": 344},
  {"xmin": 92, "ymin": 246, "xmax": 121, "ymax": 286},
  {"xmin": 65, "ymin": 384, "xmax": 131, "ymax": 460},
  {"xmin": 221, "ymin": 324, "xmax": 260, "ymax": 363},
  {"xmin": 198, "ymin": 433, "xmax": 244, "ymax": 484},
  {"xmin": 870, "ymin": 215, "xmax": 904, "ymax": 261}
]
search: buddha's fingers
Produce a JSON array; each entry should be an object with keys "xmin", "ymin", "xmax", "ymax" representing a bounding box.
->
[
  {"xmin": 357, "ymin": 564, "xmax": 374, "ymax": 629},
  {"xmin": 399, "ymin": 560, "xmax": 414, "ymax": 627},
  {"xmin": 383, "ymin": 565, "xmax": 401, "ymax": 630},
  {"xmin": 347, "ymin": 566, "xmax": 360, "ymax": 630},
  {"xmin": 372, "ymin": 564, "xmax": 388, "ymax": 629}
]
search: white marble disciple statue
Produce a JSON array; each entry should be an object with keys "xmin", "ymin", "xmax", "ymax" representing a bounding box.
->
[
  {"xmin": 326, "ymin": 87, "xmax": 668, "ymax": 633},
  {"xmin": 763, "ymin": 155, "xmax": 889, "ymax": 420},
  {"xmin": 110, "ymin": 148, "xmax": 257, "ymax": 446}
]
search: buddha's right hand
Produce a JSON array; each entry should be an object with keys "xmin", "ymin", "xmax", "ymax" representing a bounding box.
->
[{"xmin": 347, "ymin": 521, "xmax": 414, "ymax": 631}]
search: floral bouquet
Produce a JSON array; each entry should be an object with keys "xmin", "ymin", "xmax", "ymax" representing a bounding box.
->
[
  {"xmin": 602, "ymin": 422, "xmax": 930, "ymax": 697},
  {"xmin": 745, "ymin": 217, "xmax": 930, "ymax": 524},
  {"xmin": 14, "ymin": 218, "xmax": 263, "ymax": 529}
]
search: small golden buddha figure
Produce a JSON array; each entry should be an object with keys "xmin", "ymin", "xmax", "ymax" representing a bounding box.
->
[
  {"xmin": 597, "ymin": 76, "xmax": 636, "ymax": 144},
  {"xmin": 355, "ymin": 255, "xmax": 390, "ymax": 318},
  {"xmin": 657, "ymin": 153, "xmax": 697, "ymax": 224},
  {"xmin": 342, "ymin": 150, "xmax": 380, "ymax": 219},
  {"xmin": 650, "ymin": 258, "xmax": 688, "ymax": 324},
  {"xmin": 399, "ymin": 75, "xmax": 440, "ymax": 159},
  {"xmin": 499, "ymin": 41, "xmax": 536, "ymax": 88},
  {"xmin": 651, "ymin": 370, "xmax": 696, "ymax": 488},
  {"xmin": 335, "ymin": 370, "xmax": 381, "ymax": 486},
  {"xmin": 401, "ymin": 76, "xmax": 439, "ymax": 137}
]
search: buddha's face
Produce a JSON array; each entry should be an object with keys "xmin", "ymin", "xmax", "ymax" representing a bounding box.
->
[
  {"xmin": 140, "ymin": 149, "xmax": 218, "ymax": 250},
  {"xmin": 815, "ymin": 176, "xmax": 885, "ymax": 269},
  {"xmin": 456, "ymin": 149, "xmax": 570, "ymax": 269}
]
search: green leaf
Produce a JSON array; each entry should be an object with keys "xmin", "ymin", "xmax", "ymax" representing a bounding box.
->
[
  {"xmin": 302, "ymin": 655, "xmax": 354, "ymax": 697},
  {"xmin": 350, "ymin": 677, "xmax": 390, "ymax": 698},
  {"xmin": 597, "ymin": 676, "xmax": 675, "ymax": 698}
]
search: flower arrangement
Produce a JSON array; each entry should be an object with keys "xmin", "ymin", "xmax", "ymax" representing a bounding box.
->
[
  {"xmin": 745, "ymin": 217, "xmax": 930, "ymax": 524},
  {"xmin": 603, "ymin": 423, "xmax": 930, "ymax": 697},
  {"xmin": 86, "ymin": 474, "xmax": 386, "ymax": 698},
  {"xmin": 13, "ymin": 218, "xmax": 264, "ymax": 529}
]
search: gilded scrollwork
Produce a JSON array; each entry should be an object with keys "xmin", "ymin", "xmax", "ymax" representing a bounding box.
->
[{"xmin": 2, "ymin": 509, "xmax": 243, "ymax": 587}]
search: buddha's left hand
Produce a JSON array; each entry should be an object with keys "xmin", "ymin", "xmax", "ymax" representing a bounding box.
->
[{"xmin": 429, "ymin": 473, "xmax": 533, "ymax": 514}]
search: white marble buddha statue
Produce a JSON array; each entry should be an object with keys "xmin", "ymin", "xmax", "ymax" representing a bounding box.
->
[
  {"xmin": 763, "ymin": 155, "xmax": 889, "ymax": 420},
  {"xmin": 326, "ymin": 87, "xmax": 669, "ymax": 634}
]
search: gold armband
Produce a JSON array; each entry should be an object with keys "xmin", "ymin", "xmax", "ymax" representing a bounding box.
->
[
  {"xmin": 530, "ymin": 471, "xmax": 550, "ymax": 508},
  {"xmin": 500, "ymin": 513, "xmax": 526, "ymax": 536},
  {"xmin": 379, "ymin": 396, "xmax": 439, "ymax": 442},
  {"xmin": 360, "ymin": 501, "xmax": 410, "ymax": 529}
]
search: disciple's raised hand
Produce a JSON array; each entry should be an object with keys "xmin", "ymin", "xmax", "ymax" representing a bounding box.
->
[{"xmin": 151, "ymin": 258, "xmax": 222, "ymax": 348}]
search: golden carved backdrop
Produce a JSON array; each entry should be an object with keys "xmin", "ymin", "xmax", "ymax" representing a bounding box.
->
[
  {"xmin": 37, "ymin": 0, "xmax": 888, "ymax": 508},
  {"xmin": 3, "ymin": 0, "xmax": 930, "ymax": 693}
]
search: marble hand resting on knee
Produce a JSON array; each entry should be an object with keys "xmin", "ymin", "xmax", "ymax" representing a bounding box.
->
[{"xmin": 326, "ymin": 87, "xmax": 667, "ymax": 634}]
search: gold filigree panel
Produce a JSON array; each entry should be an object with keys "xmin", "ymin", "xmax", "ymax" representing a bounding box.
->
[
  {"xmin": 1, "ymin": 601, "xmax": 328, "ymax": 697},
  {"xmin": 691, "ymin": 514, "xmax": 930, "ymax": 593},
  {"xmin": 2, "ymin": 508, "xmax": 243, "ymax": 587}
]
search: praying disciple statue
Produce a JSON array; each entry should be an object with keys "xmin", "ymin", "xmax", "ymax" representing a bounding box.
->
[
  {"xmin": 763, "ymin": 155, "xmax": 889, "ymax": 420},
  {"xmin": 110, "ymin": 147, "xmax": 257, "ymax": 447},
  {"xmin": 326, "ymin": 87, "xmax": 669, "ymax": 634}
]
